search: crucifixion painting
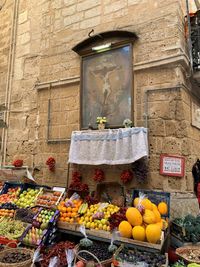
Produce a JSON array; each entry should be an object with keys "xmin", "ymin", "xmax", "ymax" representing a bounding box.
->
[{"xmin": 81, "ymin": 45, "xmax": 132, "ymax": 129}]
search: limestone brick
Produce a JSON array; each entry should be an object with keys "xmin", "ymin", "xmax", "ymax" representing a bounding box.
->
[
  {"xmin": 162, "ymin": 137, "xmax": 181, "ymax": 154},
  {"xmin": 148, "ymin": 119, "xmax": 165, "ymax": 137},
  {"xmin": 18, "ymin": 10, "xmax": 28, "ymax": 24},
  {"xmin": 77, "ymin": 0, "xmax": 100, "ymax": 12},
  {"xmin": 80, "ymin": 16, "xmax": 101, "ymax": 29}
]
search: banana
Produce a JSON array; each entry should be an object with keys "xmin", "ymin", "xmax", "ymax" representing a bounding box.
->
[{"xmin": 78, "ymin": 203, "xmax": 88, "ymax": 214}]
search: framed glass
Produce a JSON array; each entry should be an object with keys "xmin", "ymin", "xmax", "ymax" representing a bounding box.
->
[{"xmin": 80, "ymin": 44, "xmax": 133, "ymax": 129}]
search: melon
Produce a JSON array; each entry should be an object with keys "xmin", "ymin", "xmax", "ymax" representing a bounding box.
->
[
  {"xmin": 146, "ymin": 224, "xmax": 161, "ymax": 244},
  {"xmin": 158, "ymin": 202, "xmax": 168, "ymax": 215},
  {"xmin": 126, "ymin": 207, "xmax": 143, "ymax": 226},
  {"xmin": 143, "ymin": 209, "xmax": 156, "ymax": 224},
  {"xmin": 141, "ymin": 198, "xmax": 153, "ymax": 210},
  {"xmin": 118, "ymin": 221, "xmax": 132, "ymax": 238},
  {"xmin": 153, "ymin": 209, "xmax": 161, "ymax": 223},
  {"xmin": 132, "ymin": 226, "xmax": 146, "ymax": 241}
]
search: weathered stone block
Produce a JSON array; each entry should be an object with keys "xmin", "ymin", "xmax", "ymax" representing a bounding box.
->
[
  {"xmin": 162, "ymin": 137, "xmax": 181, "ymax": 154},
  {"xmin": 148, "ymin": 119, "xmax": 165, "ymax": 137}
]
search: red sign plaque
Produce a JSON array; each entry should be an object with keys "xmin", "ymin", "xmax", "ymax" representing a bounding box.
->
[{"xmin": 160, "ymin": 154, "xmax": 185, "ymax": 177}]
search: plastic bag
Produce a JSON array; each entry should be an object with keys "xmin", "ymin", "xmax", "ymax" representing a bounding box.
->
[
  {"xmin": 135, "ymin": 192, "xmax": 147, "ymax": 213},
  {"xmin": 31, "ymin": 246, "xmax": 42, "ymax": 267},
  {"xmin": 48, "ymin": 256, "xmax": 60, "ymax": 267},
  {"xmin": 65, "ymin": 192, "xmax": 80, "ymax": 208},
  {"xmin": 79, "ymin": 225, "xmax": 93, "ymax": 247},
  {"xmin": 66, "ymin": 249, "xmax": 75, "ymax": 267},
  {"xmin": 92, "ymin": 203, "xmax": 108, "ymax": 220},
  {"xmin": 108, "ymin": 231, "xmax": 118, "ymax": 253}
]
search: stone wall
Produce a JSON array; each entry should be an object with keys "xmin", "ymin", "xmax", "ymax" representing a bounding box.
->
[{"xmin": 0, "ymin": 0, "xmax": 200, "ymax": 195}]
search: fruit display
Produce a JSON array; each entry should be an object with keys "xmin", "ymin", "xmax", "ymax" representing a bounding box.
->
[
  {"xmin": 113, "ymin": 247, "xmax": 167, "ymax": 267},
  {"xmin": 0, "ymin": 250, "xmax": 31, "ymax": 264},
  {"xmin": 79, "ymin": 203, "xmax": 120, "ymax": 231},
  {"xmin": 40, "ymin": 241, "xmax": 75, "ymax": 267},
  {"xmin": 109, "ymin": 207, "xmax": 127, "ymax": 231},
  {"xmin": 58, "ymin": 197, "xmax": 83, "ymax": 223},
  {"xmin": 33, "ymin": 208, "xmax": 59, "ymax": 230},
  {"xmin": 0, "ymin": 187, "xmax": 21, "ymax": 204},
  {"xmin": 118, "ymin": 196, "xmax": 168, "ymax": 244},
  {"xmin": 0, "ymin": 202, "xmax": 17, "ymax": 210},
  {"xmin": 0, "ymin": 208, "xmax": 15, "ymax": 218},
  {"xmin": 36, "ymin": 190, "xmax": 62, "ymax": 207},
  {"xmin": 15, "ymin": 208, "xmax": 39, "ymax": 223},
  {"xmin": 78, "ymin": 241, "xmax": 113, "ymax": 262},
  {"xmin": 0, "ymin": 218, "xmax": 25, "ymax": 239},
  {"xmin": 16, "ymin": 188, "xmax": 41, "ymax": 208},
  {"xmin": 22, "ymin": 226, "xmax": 46, "ymax": 246}
]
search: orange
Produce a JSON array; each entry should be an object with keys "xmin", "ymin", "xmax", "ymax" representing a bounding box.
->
[
  {"xmin": 71, "ymin": 212, "xmax": 76, "ymax": 217},
  {"xmin": 63, "ymin": 213, "xmax": 67, "ymax": 218},
  {"xmin": 60, "ymin": 217, "xmax": 65, "ymax": 221},
  {"xmin": 67, "ymin": 207, "xmax": 72, "ymax": 212},
  {"xmin": 68, "ymin": 212, "xmax": 72, "ymax": 217},
  {"xmin": 65, "ymin": 217, "xmax": 70, "ymax": 222},
  {"xmin": 69, "ymin": 218, "xmax": 74, "ymax": 223}
]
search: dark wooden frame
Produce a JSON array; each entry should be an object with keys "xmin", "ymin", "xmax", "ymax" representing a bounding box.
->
[{"xmin": 80, "ymin": 42, "xmax": 134, "ymax": 130}]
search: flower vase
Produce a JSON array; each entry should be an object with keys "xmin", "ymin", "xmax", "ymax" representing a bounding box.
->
[{"xmin": 98, "ymin": 123, "xmax": 105, "ymax": 130}]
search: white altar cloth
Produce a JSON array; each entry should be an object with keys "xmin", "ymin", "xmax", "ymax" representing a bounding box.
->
[{"xmin": 68, "ymin": 128, "xmax": 148, "ymax": 165}]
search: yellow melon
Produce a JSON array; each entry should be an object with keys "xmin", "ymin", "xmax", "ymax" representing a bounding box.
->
[
  {"xmin": 153, "ymin": 209, "xmax": 161, "ymax": 223},
  {"xmin": 141, "ymin": 198, "xmax": 153, "ymax": 210},
  {"xmin": 158, "ymin": 202, "xmax": 168, "ymax": 215},
  {"xmin": 152, "ymin": 203, "xmax": 158, "ymax": 210},
  {"xmin": 146, "ymin": 224, "xmax": 161, "ymax": 244},
  {"xmin": 118, "ymin": 221, "xmax": 132, "ymax": 238},
  {"xmin": 132, "ymin": 226, "xmax": 146, "ymax": 241},
  {"xmin": 126, "ymin": 207, "xmax": 143, "ymax": 226},
  {"xmin": 143, "ymin": 209, "xmax": 156, "ymax": 224}
]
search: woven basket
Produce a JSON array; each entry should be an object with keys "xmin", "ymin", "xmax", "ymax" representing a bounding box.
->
[
  {"xmin": 75, "ymin": 244, "xmax": 112, "ymax": 267},
  {"xmin": 176, "ymin": 246, "xmax": 200, "ymax": 263},
  {"xmin": 0, "ymin": 247, "xmax": 33, "ymax": 267}
]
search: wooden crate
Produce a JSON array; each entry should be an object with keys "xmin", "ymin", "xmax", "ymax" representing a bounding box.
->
[
  {"xmin": 86, "ymin": 229, "xmax": 166, "ymax": 251},
  {"xmin": 57, "ymin": 221, "xmax": 79, "ymax": 231}
]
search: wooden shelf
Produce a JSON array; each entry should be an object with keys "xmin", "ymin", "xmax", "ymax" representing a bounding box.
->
[{"xmin": 58, "ymin": 222, "xmax": 167, "ymax": 252}]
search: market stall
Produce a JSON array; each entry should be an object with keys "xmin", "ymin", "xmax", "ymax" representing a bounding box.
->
[{"xmin": 0, "ymin": 129, "xmax": 197, "ymax": 266}]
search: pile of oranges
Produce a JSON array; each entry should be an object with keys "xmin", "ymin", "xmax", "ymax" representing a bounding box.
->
[
  {"xmin": 57, "ymin": 198, "xmax": 82, "ymax": 223},
  {"xmin": 0, "ymin": 209, "xmax": 15, "ymax": 218}
]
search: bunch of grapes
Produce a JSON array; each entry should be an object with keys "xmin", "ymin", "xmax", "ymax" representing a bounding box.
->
[
  {"xmin": 12, "ymin": 159, "xmax": 23, "ymax": 168},
  {"xmin": 109, "ymin": 207, "xmax": 127, "ymax": 231},
  {"xmin": 46, "ymin": 157, "xmax": 56, "ymax": 172},
  {"xmin": 93, "ymin": 168, "xmax": 105, "ymax": 182},
  {"xmin": 120, "ymin": 170, "xmax": 133, "ymax": 184}
]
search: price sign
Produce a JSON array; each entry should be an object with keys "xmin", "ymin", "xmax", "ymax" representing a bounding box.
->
[{"xmin": 160, "ymin": 154, "xmax": 185, "ymax": 177}]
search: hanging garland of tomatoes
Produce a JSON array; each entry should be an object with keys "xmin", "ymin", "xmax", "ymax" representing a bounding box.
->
[
  {"xmin": 120, "ymin": 169, "xmax": 134, "ymax": 184},
  {"xmin": 93, "ymin": 169, "xmax": 105, "ymax": 183},
  {"xmin": 46, "ymin": 157, "xmax": 56, "ymax": 172}
]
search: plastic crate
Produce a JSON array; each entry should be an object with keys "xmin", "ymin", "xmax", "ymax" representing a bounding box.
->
[
  {"xmin": 132, "ymin": 189, "xmax": 170, "ymax": 218},
  {"xmin": 0, "ymin": 181, "xmax": 24, "ymax": 195}
]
